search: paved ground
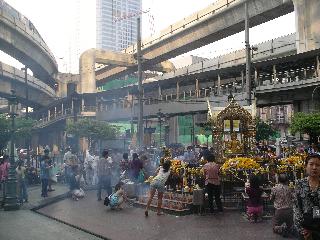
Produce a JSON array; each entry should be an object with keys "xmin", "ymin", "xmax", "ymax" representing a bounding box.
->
[
  {"xmin": 22, "ymin": 183, "xmax": 69, "ymax": 209},
  {"xmin": 0, "ymin": 183, "xmax": 69, "ymax": 210},
  {"xmin": 0, "ymin": 210, "xmax": 103, "ymax": 240},
  {"xmin": 0, "ymin": 183, "xmax": 103, "ymax": 240},
  {"xmin": 36, "ymin": 190, "xmax": 290, "ymax": 240}
]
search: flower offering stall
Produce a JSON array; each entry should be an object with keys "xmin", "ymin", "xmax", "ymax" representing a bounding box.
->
[{"xmin": 138, "ymin": 148, "xmax": 206, "ymax": 214}]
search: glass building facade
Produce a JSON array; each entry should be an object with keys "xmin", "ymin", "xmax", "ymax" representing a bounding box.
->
[{"xmin": 96, "ymin": 0, "xmax": 142, "ymax": 51}]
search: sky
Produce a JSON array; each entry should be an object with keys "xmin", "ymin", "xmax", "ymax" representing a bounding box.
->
[{"xmin": 0, "ymin": 0, "xmax": 295, "ymax": 73}]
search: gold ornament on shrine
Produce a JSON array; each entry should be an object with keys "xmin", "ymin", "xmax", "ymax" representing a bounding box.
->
[{"xmin": 207, "ymin": 95, "xmax": 256, "ymax": 162}]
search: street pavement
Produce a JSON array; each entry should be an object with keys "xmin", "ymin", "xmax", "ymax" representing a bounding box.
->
[
  {"xmin": 36, "ymin": 190, "xmax": 291, "ymax": 240},
  {"xmin": 0, "ymin": 210, "xmax": 103, "ymax": 240},
  {"xmin": 0, "ymin": 183, "xmax": 102, "ymax": 240},
  {"xmin": 22, "ymin": 183, "xmax": 69, "ymax": 210}
]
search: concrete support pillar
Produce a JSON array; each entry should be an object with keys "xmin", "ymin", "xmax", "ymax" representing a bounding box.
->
[
  {"xmin": 254, "ymin": 68, "xmax": 258, "ymax": 87},
  {"xmin": 158, "ymin": 85, "xmax": 162, "ymax": 100},
  {"xmin": 293, "ymin": 0, "xmax": 320, "ymax": 53},
  {"xmin": 272, "ymin": 65, "xmax": 277, "ymax": 84},
  {"xmin": 316, "ymin": 56, "xmax": 320, "ymax": 77},
  {"xmin": 183, "ymin": 91, "xmax": 186, "ymax": 100},
  {"xmin": 61, "ymin": 103, "xmax": 64, "ymax": 115},
  {"xmin": 82, "ymin": 98, "xmax": 85, "ymax": 112},
  {"xmin": 241, "ymin": 70, "xmax": 245, "ymax": 91},
  {"xmin": 176, "ymin": 81, "xmax": 180, "ymax": 100},
  {"xmin": 54, "ymin": 107, "xmax": 57, "ymax": 118},
  {"xmin": 71, "ymin": 100, "xmax": 74, "ymax": 112},
  {"xmin": 48, "ymin": 110, "xmax": 50, "ymax": 121},
  {"xmin": 195, "ymin": 79, "xmax": 199, "ymax": 98},
  {"xmin": 168, "ymin": 116, "xmax": 179, "ymax": 144},
  {"xmin": 293, "ymin": 101, "xmax": 301, "ymax": 114},
  {"xmin": 217, "ymin": 74, "xmax": 221, "ymax": 95}
]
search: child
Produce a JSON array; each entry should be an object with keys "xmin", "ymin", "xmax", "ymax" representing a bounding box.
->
[
  {"xmin": 108, "ymin": 182, "xmax": 127, "ymax": 210},
  {"xmin": 145, "ymin": 160, "xmax": 171, "ymax": 217},
  {"xmin": 246, "ymin": 175, "xmax": 263, "ymax": 223}
]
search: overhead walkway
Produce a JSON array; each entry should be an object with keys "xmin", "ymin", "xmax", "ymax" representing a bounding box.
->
[
  {"xmin": 96, "ymin": 0, "xmax": 294, "ymax": 83},
  {"xmin": 0, "ymin": 61, "xmax": 56, "ymax": 107},
  {"xmin": 0, "ymin": 0, "xmax": 58, "ymax": 86}
]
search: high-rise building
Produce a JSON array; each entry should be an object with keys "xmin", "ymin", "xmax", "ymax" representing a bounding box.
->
[{"xmin": 96, "ymin": 0, "xmax": 142, "ymax": 51}]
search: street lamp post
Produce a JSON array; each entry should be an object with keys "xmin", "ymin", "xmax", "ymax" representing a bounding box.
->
[
  {"xmin": 72, "ymin": 93, "xmax": 79, "ymax": 154},
  {"xmin": 21, "ymin": 66, "xmax": 31, "ymax": 166},
  {"xmin": 4, "ymin": 90, "xmax": 19, "ymax": 211},
  {"xmin": 245, "ymin": 0, "xmax": 251, "ymax": 106},
  {"xmin": 137, "ymin": 17, "xmax": 144, "ymax": 149},
  {"xmin": 157, "ymin": 109, "xmax": 164, "ymax": 147}
]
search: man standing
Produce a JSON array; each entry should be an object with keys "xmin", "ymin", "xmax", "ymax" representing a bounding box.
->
[
  {"xmin": 97, "ymin": 149, "xmax": 112, "ymax": 201},
  {"xmin": 203, "ymin": 154, "xmax": 223, "ymax": 213},
  {"xmin": 63, "ymin": 147, "xmax": 73, "ymax": 184},
  {"xmin": 40, "ymin": 155, "xmax": 50, "ymax": 197}
]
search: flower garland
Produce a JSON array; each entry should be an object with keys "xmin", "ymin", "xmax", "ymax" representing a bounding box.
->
[
  {"xmin": 277, "ymin": 155, "xmax": 305, "ymax": 174},
  {"xmin": 221, "ymin": 157, "xmax": 266, "ymax": 182}
]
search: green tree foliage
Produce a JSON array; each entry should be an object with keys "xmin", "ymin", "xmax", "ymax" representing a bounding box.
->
[
  {"xmin": 66, "ymin": 118, "xmax": 119, "ymax": 149},
  {"xmin": 255, "ymin": 118, "xmax": 277, "ymax": 142},
  {"xmin": 0, "ymin": 114, "xmax": 35, "ymax": 152},
  {"xmin": 0, "ymin": 114, "xmax": 10, "ymax": 152},
  {"xmin": 290, "ymin": 112, "xmax": 320, "ymax": 143}
]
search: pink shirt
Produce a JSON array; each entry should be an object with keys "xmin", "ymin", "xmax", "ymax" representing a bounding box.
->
[
  {"xmin": 0, "ymin": 162, "xmax": 10, "ymax": 181},
  {"xmin": 203, "ymin": 162, "xmax": 220, "ymax": 185}
]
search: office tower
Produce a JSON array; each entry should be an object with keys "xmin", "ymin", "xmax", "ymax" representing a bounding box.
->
[{"xmin": 96, "ymin": 0, "xmax": 142, "ymax": 51}]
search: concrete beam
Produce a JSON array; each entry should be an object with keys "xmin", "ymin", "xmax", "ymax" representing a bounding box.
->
[
  {"xmin": 95, "ymin": 50, "xmax": 136, "ymax": 66},
  {"xmin": 96, "ymin": 0, "xmax": 294, "ymax": 82},
  {"xmin": 79, "ymin": 49, "xmax": 138, "ymax": 94},
  {"xmin": 293, "ymin": 0, "xmax": 320, "ymax": 53},
  {"xmin": 0, "ymin": 5, "xmax": 58, "ymax": 84},
  {"xmin": 0, "ymin": 61, "xmax": 56, "ymax": 107}
]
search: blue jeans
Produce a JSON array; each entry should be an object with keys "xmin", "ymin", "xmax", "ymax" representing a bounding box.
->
[
  {"xmin": 97, "ymin": 176, "xmax": 112, "ymax": 200},
  {"xmin": 41, "ymin": 178, "xmax": 48, "ymax": 197},
  {"xmin": 18, "ymin": 178, "xmax": 28, "ymax": 202}
]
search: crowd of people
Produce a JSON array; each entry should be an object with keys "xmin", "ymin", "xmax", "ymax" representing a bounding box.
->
[{"xmin": 0, "ymin": 142, "xmax": 319, "ymax": 240}]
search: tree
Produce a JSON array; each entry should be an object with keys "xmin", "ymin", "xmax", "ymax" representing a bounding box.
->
[
  {"xmin": 66, "ymin": 118, "xmax": 119, "ymax": 151},
  {"xmin": 290, "ymin": 112, "xmax": 320, "ymax": 143},
  {"xmin": 0, "ymin": 114, "xmax": 35, "ymax": 152},
  {"xmin": 255, "ymin": 118, "xmax": 277, "ymax": 142},
  {"xmin": 0, "ymin": 114, "xmax": 10, "ymax": 152}
]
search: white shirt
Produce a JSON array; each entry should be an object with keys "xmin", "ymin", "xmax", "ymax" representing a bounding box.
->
[{"xmin": 153, "ymin": 167, "xmax": 171, "ymax": 184}]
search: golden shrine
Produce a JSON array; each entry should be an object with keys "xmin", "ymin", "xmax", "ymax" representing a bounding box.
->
[{"xmin": 207, "ymin": 95, "xmax": 256, "ymax": 162}]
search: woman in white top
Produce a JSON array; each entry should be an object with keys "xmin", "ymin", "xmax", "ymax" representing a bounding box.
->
[
  {"xmin": 16, "ymin": 160, "xmax": 28, "ymax": 203},
  {"xmin": 145, "ymin": 160, "xmax": 171, "ymax": 217}
]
